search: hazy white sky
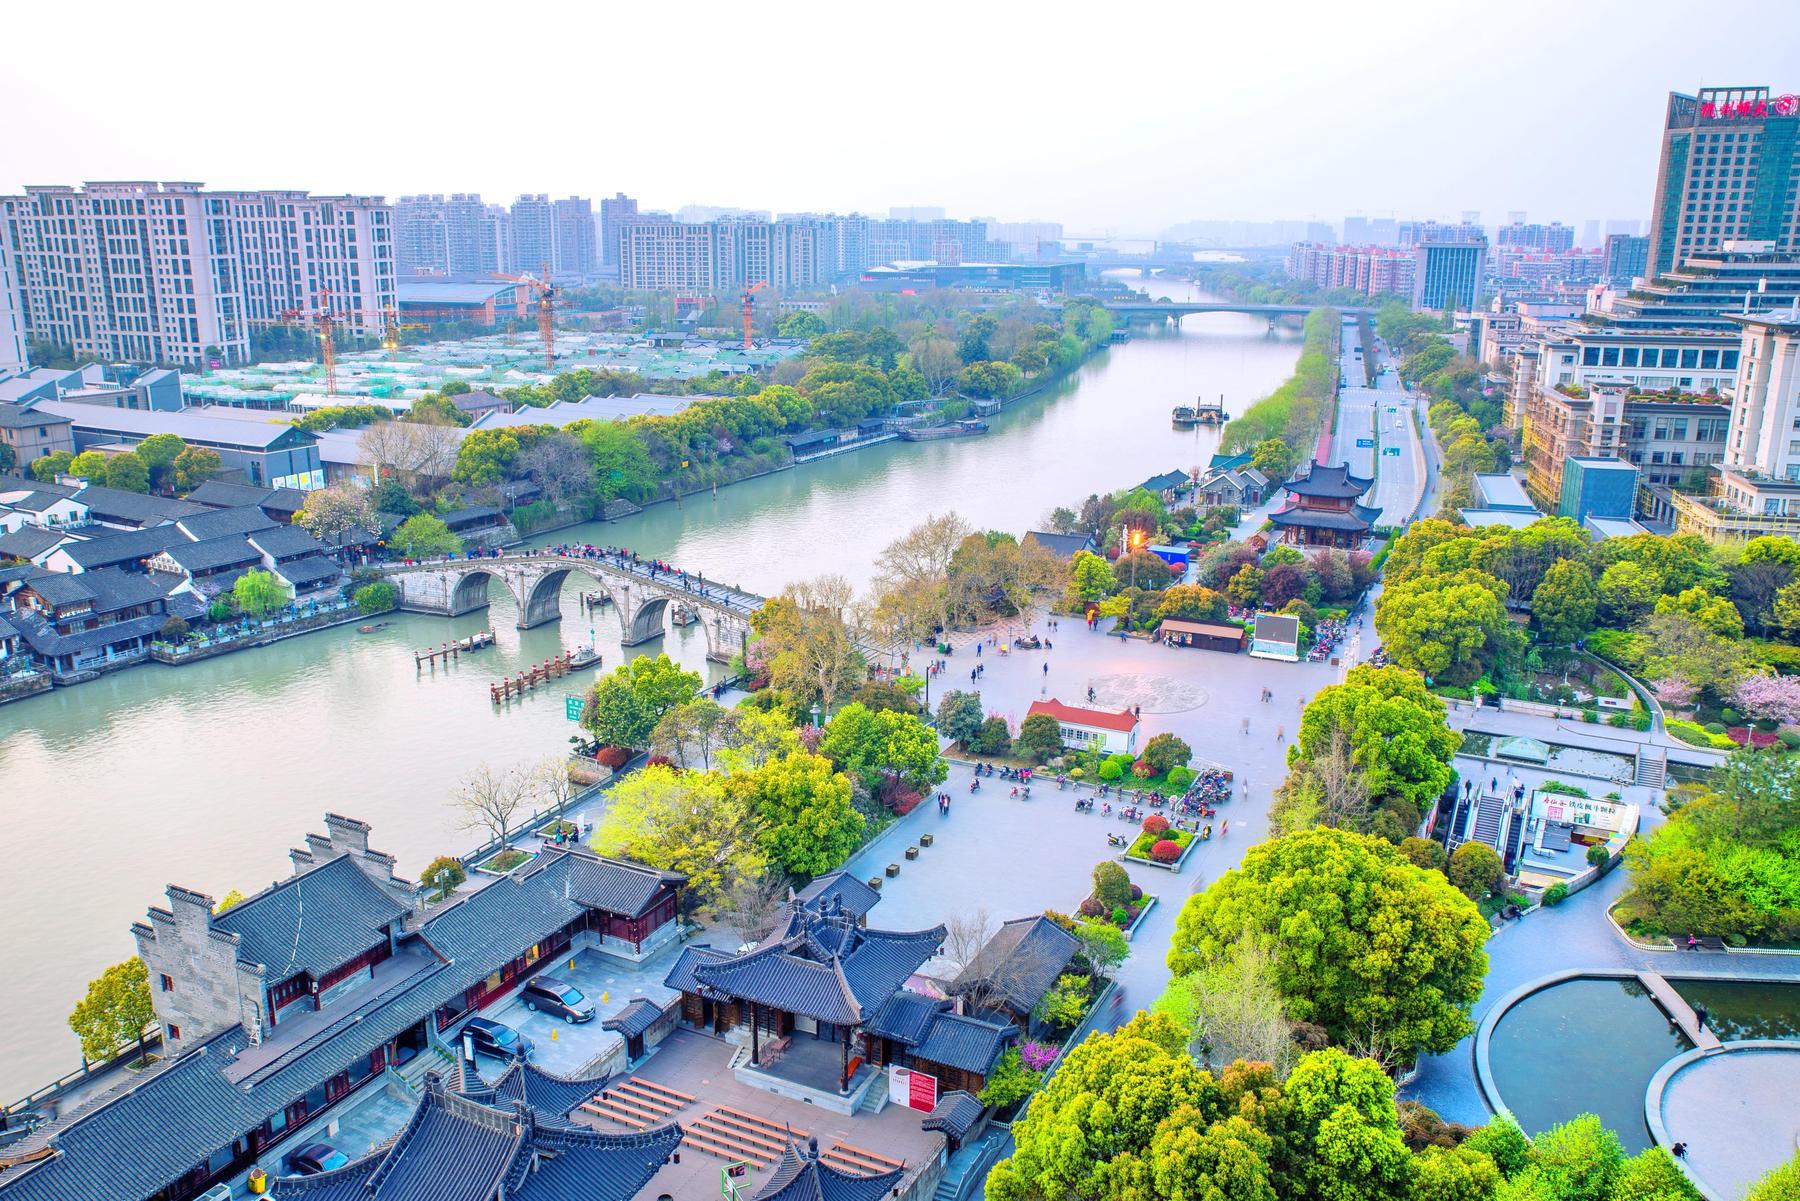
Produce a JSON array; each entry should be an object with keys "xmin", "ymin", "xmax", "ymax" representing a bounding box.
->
[{"xmin": 5, "ymin": 0, "xmax": 1798, "ymax": 236}]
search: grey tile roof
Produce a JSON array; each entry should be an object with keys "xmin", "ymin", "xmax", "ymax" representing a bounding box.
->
[
  {"xmin": 794, "ymin": 871, "xmax": 880, "ymax": 921},
  {"xmin": 0, "ymin": 526, "xmax": 65, "ymax": 561},
  {"xmin": 17, "ymin": 572, "xmax": 95, "ymax": 606},
  {"xmin": 78, "ymin": 568, "xmax": 169, "ymax": 615},
  {"xmin": 248, "ymin": 524, "xmax": 329, "ymax": 560},
  {"xmin": 920, "ymin": 1090, "xmax": 984, "ymax": 1139},
  {"xmin": 176, "ymin": 505, "xmax": 278, "ymax": 542},
  {"xmin": 74, "ymin": 484, "xmax": 206, "ymax": 526},
  {"xmin": 57, "ymin": 525, "xmax": 183, "ymax": 570},
  {"xmin": 0, "ymin": 403, "xmax": 71, "ymax": 429},
  {"xmin": 952, "ymin": 916, "xmax": 1079, "ymax": 1015},
  {"xmin": 662, "ymin": 945, "xmax": 734, "ymax": 993},
  {"xmin": 276, "ymin": 556, "xmax": 344, "ymax": 589},
  {"xmin": 860, "ymin": 991, "xmax": 944, "ymax": 1046},
  {"xmin": 212, "ymin": 855, "xmax": 408, "ymax": 981},
  {"xmin": 1281, "ymin": 461, "xmax": 1373, "ymax": 499},
  {"xmin": 483, "ymin": 1059, "xmax": 612, "ymax": 1120},
  {"xmin": 364, "ymin": 1087, "xmax": 522, "ymax": 1201},
  {"xmin": 681, "ymin": 915, "xmax": 944, "ymax": 1026},
  {"xmin": 754, "ymin": 1140, "xmax": 902, "ymax": 1201},
  {"xmin": 912, "ymin": 1012, "xmax": 1015, "ymax": 1076},
  {"xmin": 0, "ymin": 474, "xmax": 78, "ymax": 499},
  {"xmin": 601, "ymin": 998, "xmax": 665, "ymax": 1041},
  {"xmin": 161, "ymin": 535, "xmax": 259, "ymax": 573},
  {"xmin": 569, "ymin": 856, "xmax": 684, "ymax": 918},
  {"xmin": 1022, "ymin": 530, "xmax": 1091, "ymax": 558}
]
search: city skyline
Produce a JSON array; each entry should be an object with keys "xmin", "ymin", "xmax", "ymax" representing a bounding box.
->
[{"xmin": 5, "ymin": 1, "xmax": 1799, "ymax": 235}]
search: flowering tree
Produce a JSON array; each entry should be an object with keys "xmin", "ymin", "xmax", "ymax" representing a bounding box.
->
[
  {"xmin": 1732, "ymin": 673, "xmax": 1800, "ymax": 726},
  {"xmin": 1653, "ymin": 675, "xmax": 1697, "ymax": 711}
]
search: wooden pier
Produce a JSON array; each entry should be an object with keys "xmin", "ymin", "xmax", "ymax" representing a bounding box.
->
[
  {"xmin": 1636, "ymin": 971, "xmax": 1722, "ymax": 1050},
  {"xmin": 490, "ymin": 652, "xmax": 577, "ymax": 704},
  {"xmin": 415, "ymin": 629, "xmax": 495, "ymax": 668}
]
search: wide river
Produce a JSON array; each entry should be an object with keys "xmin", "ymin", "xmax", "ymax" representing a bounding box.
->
[{"xmin": 0, "ymin": 274, "xmax": 1301, "ymax": 1098}]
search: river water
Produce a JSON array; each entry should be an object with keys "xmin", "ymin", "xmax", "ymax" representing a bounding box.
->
[{"xmin": 0, "ymin": 274, "xmax": 1301, "ymax": 1098}]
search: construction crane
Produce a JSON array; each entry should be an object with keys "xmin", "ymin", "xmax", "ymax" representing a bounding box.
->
[
  {"xmin": 741, "ymin": 280, "xmax": 768, "ymax": 351},
  {"xmin": 279, "ymin": 288, "xmax": 396, "ymax": 397},
  {"xmin": 499, "ymin": 265, "xmax": 560, "ymax": 371}
]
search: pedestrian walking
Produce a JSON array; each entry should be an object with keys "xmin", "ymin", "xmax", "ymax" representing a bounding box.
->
[{"xmin": 1042, "ymin": 662, "xmax": 1049, "ymax": 676}]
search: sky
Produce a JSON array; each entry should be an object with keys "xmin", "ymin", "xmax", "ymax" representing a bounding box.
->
[{"xmin": 5, "ymin": 0, "xmax": 1800, "ymax": 238}]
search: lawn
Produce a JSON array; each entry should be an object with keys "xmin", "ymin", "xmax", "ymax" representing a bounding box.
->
[{"xmin": 1126, "ymin": 826, "xmax": 1194, "ymax": 864}]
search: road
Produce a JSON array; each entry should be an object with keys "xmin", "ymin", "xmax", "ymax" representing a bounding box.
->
[{"xmin": 1331, "ymin": 319, "xmax": 1426, "ymax": 527}]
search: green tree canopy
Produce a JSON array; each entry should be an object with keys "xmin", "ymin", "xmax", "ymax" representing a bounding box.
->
[
  {"xmin": 591, "ymin": 765, "xmax": 759, "ymax": 911},
  {"xmin": 1375, "ymin": 568, "xmax": 1522, "ymax": 685},
  {"xmin": 103, "ymin": 452, "xmax": 149, "ymax": 493},
  {"xmin": 584, "ymin": 653, "xmax": 700, "ymax": 750},
  {"xmin": 935, "ymin": 689, "xmax": 985, "ymax": 748},
  {"xmin": 1169, "ymin": 827, "xmax": 1489, "ymax": 1069},
  {"xmin": 1014, "ymin": 712, "xmax": 1064, "ymax": 763},
  {"xmin": 68, "ymin": 958, "xmax": 156, "ymax": 1064},
  {"xmin": 735, "ymin": 750, "xmax": 864, "ymax": 878},
  {"xmin": 1532, "ymin": 559, "xmax": 1599, "ymax": 645},
  {"xmin": 392, "ymin": 512, "xmax": 462, "ymax": 559},
  {"xmin": 173, "ymin": 445, "xmax": 223, "ymax": 493},
  {"xmin": 818, "ymin": 702, "xmax": 946, "ymax": 792},
  {"xmin": 232, "ymin": 569, "xmax": 287, "ymax": 619}
]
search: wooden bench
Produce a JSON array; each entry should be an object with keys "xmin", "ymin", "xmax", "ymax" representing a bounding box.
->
[
  {"xmin": 714, "ymin": 1104, "xmax": 808, "ymax": 1141},
  {"xmin": 693, "ymin": 1115, "xmax": 792, "ymax": 1156},
  {"xmin": 824, "ymin": 1142, "xmax": 907, "ymax": 1174},
  {"xmin": 682, "ymin": 1129, "xmax": 777, "ymax": 1165},
  {"xmin": 629, "ymin": 1075, "xmax": 697, "ymax": 1105}
]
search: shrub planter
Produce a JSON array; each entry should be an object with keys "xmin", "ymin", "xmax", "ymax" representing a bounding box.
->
[
  {"xmin": 1119, "ymin": 894, "xmax": 1158, "ymax": 941},
  {"xmin": 1124, "ymin": 827, "xmax": 1199, "ymax": 872},
  {"xmin": 476, "ymin": 847, "xmax": 535, "ymax": 876},
  {"xmin": 537, "ymin": 819, "xmax": 579, "ymax": 841}
]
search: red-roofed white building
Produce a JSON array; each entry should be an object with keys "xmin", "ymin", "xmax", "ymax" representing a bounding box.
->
[{"xmin": 1026, "ymin": 698, "xmax": 1140, "ymax": 756}]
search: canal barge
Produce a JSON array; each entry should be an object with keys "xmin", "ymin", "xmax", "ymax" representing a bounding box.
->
[{"xmin": 900, "ymin": 419, "xmax": 989, "ymax": 442}]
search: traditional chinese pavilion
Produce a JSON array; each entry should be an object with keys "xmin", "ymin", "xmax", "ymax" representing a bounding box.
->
[{"xmin": 1267, "ymin": 460, "xmax": 1378, "ymax": 548}]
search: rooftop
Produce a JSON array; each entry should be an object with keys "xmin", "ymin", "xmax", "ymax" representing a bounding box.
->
[{"xmin": 1025, "ymin": 698, "xmax": 1137, "ymax": 734}]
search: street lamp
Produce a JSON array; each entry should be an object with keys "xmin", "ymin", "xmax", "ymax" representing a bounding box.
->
[{"xmin": 1128, "ymin": 529, "xmax": 1146, "ymax": 590}]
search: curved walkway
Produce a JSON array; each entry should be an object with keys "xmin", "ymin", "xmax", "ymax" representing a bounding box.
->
[{"xmin": 1400, "ymin": 867, "xmax": 1800, "ymax": 1125}]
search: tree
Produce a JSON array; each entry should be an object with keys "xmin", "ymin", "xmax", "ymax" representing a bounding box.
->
[
  {"xmin": 353, "ymin": 581, "xmax": 396, "ymax": 614},
  {"xmin": 68, "ymin": 959, "xmax": 156, "ymax": 1065},
  {"xmin": 585, "ymin": 653, "xmax": 700, "ymax": 750},
  {"xmin": 172, "ymin": 446, "xmax": 223, "ymax": 493},
  {"xmin": 1375, "ymin": 568, "xmax": 1521, "ymax": 685},
  {"xmin": 778, "ymin": 311, "xmax": 827, "ymax": 339},
  {"xmin": 420, "ymin": 855, "xmax": 467, "ymax": 901},
  {"xmin": 910, "ymin": 335, "xmax": 961, "ymax": 397},
  {"xmin": 392, "ymin": 512, "xmax": 462, "ymax": 559},
  {"xmin": 1065, "ymin": 549, "xmax": 1117, "ymax": 606},
  {"xmin": 1598, "ymin": 560, "xmax": 1661, "ymax": 627},
  {"xmin": 69, "ymin": 449, "xmax": 109, "ymax": 479},
  {"xmin": 935, "ymin": 689, "xmax": 985, "ymax": 748},
  {"xmin": 650, "ymin": 697, "xmax": 731, "ymax": 769},
  {"xmin": 0, "ymin": 442, "xmax": 12, "ymax": 472},
  {"xmin": 592, "ymin": 765, "xmax": 758, "ymax": 912},
  {"xmin": 1447, "ymin": 842, "xmax": 1504, "ymax": 900},
  {"xmin": 363, "ymin": 419, "xmax": 461, "ymax": 486},
  {"xmin": 1251, "ymin": 437, "xmax": 1299, "ymax": 479},
  {"xmin": 1168, "ymin": 827, "xmax": 1489, "ymax": 1069},
  {"xmin": 873, "ymin": 512, "xmax": 972, "ymax": 642},
  {"xmin": 134, "ymin": 433, "xmax": 186, "ymax": 490},
  {"xmin": 1636, "ymin": 612, "xmax": 1751, "ymax": 700},
  {"xmin": 819, "ymin": 702, "xmax": 946, "ymax": 792},
  {"xmin": 451, "ymin": 762, "xmax": 531, "ymax": 846},
  {"xmin": 1747, "ymin": 1151, "xmax": 1800, "ymax": 1201},
  {"xmin": 1532, "ymin": 559, "xmax": 1598, "ymax": 645},
  {"xmin": 1272, "ymin": 725, "xmax": 1375, "ymax": 837},
  {"xmin": 1072, "ymin": 918, "xmax": 1130, "ymax": 980},
  {"xmin": 1014, "ymin": 712, "xmax": 1064, "ymax": 763},
  {"xmin": 1279, "ymin": 1047, "xmax": 1415, "ymax": 1201},
  {"xmin": 1654, "ymin": 585, "xmax": 1744, "ymax": 639},
  {"xmin": 1399, "ymin": 836, "xmax": 1448, "ymax": 873},
  {"xmin": 519, "ymin": 431, "xmax": 594, "ymax": 509},
  {"xmin": 103, "ymin": 452, "xmax": 149, "ymax": 493},
  {"xmin": 736, "ymin": 751, "xmax": 864, "ymax": 878},
  {"xmin": 1140, "ymin": 732, "xmax": 1192, "ymax": 776},
  {"xmin": 1504, "ymin": 1114, "xmax": 1624, "ymax": 1201},
  {"xmin": 1154, "ymin": 584, "xmax": 1227, "ymax": 624},
  {"xmin": 30, "ymin": 449, "xmax": 72, "ymax": 481},
  {"xmin": 1611, "ymin": 1147, "xmax": 1703, "ymax": 1201},
  {"xmin": 973, "ymin": 714, "xmax": 1011, "ymax": 756},
  {"xmin": 711, "ymin": 868, "xmax": 791, "ymax": 940},
  {"xmin": 1157, "ymin": 941, "xmax": 1296, "ymax": 1075},
  {"xmin": 1732, "ymin": 673, "xmax": 1800, "ymax": 727},
  {"xmin": 1092, "ymin": 860, "xmax": 1133, "ymax": 908},
  {"xmin": 749, "ymin": 576, "xmax": 868, "ymax": 715},
  {"xmin": 294, "ymin": 484, "xmax": 376, "ymax": 544},
  {"xmin": 232, "ymin": 569, "xmax": 287, "ymax": 619},
  {"xmin": 216, "ymin": 889, "xmax": 246, "ymax": 911}
]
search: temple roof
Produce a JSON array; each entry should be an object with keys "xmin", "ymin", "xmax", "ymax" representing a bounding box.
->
[
  {"xmin": 793, "ymin": 871, "xmax": 881, "ymax": 922},
  {"xmin": 920, "ymin": 1091, "xmax": 985, "ymax": 1140},
  {"xmin": 754, "ymin": 1137, "xmax": 904, "ymax": 1201},
  {"xmin": 951, "ymin": 916, "xmax": 1079, "ymax": 1016},
  {"xmin": 911, "ymin": 1013, "xmax": 1016, "ymax": 1076},
  {"xmin": 1280, "ymin": 461, "xmax": 1373, "ymax": 499},
  {"xmin": 1267, "ymin": 503, "xmax": 1381, "ymax": 531},
  {"xmin": 212, "ymin": 855, "xmax": 407, "ymax": 981}
]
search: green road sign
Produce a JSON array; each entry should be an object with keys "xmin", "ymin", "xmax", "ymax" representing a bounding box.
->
[{"xmin": 565, "ymin": 696, "xmax": 584, "ymax": 721}]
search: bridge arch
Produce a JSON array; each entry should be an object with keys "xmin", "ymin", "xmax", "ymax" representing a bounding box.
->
[
  {"xmin": 451, "ymin": 569, "xmax": 509, "ymax": 617},
  {"xmin": 519, "ymin": 567, "xmax": 625, "ymax": 631}
]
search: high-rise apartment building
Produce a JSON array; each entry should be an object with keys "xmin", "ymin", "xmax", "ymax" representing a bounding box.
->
[
  {"xmin": 1602, "ymin": 233, "xmax": 1650, "ymax": 285},
  {"xmin": 0, "ymin": 215, "xmax": 26, "ymax": 374},
  {"xmin": 510, "ymin": 194, "xmax": 555, "ymax": 276},
  {"xmin": 1284, "ymin": 243, "xmax": 1414, "ymax": 298},
  {"xmin": 1496, "ymin": 221, "xmax": 1576, "ymax": 252},
  {"xmin": 616, "ymin": 220, "xmax": 742, "ymax": 292},
  {"xmin": 599, "ymin": 194, "xmax": 638, "ymax": 268},
  {"xmin": 1, "ymin": 181, "xmax": 394, "ymax": 368},
  {"xmin": 395, "ymin": 194, "xmax": 504, "ymax": 276},
  {"xmin": 1411, "ymin": 240, "xmax": 1488, "ymax": 312},
  {"xmin": 1646, "ymin": 85, "xmax": 1800, "ymax": 276},
  {"xmin": 552, "ymin": 197, "xmax": 597, "ymax": 277}
]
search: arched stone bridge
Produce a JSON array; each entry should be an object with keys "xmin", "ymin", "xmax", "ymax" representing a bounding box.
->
[{"xmin": 381, "ymin": 551, "xmax": 760, "ymax": 663}]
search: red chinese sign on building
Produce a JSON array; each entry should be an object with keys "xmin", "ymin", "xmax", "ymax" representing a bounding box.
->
[{"xmin": 1700, "ymin": 94, "xmax": 1798, "ymax": 119}]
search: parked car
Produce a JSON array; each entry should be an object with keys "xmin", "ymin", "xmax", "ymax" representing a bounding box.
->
[
  {"xmin": 520, "ymin": 975, "xmax": 596, "ymax": 1023},
  {"xmin": 289, "ymin": 1143, "xmax": 350, "ymax": 1176},
  {"xmin": 462, "ymin": 1016, "xmax": 533, "ymax": 1060}
]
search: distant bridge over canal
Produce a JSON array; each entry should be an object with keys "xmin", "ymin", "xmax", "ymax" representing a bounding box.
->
[
  {"xmin": 382, "ymin": 551, "xmax": 760, "ymax": 663},
  {"xmin": 1100, "ymin": 301, "xmax": 1374, "ymax": 322}
]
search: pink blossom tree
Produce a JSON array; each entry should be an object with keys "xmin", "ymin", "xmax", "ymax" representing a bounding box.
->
[
  {"xmin": 1731, "ymin": 673, "xmax": 1800, "ymax": 726},
  {"xmin": 1653, "ymin": 675, "xmax": 1697, "ymax": 711}
]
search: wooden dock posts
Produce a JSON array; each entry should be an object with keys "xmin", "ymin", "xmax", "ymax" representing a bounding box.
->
[
  {"xmin": 415, "ymin": 630, "xmax": 495, "ymax": 668},
  {"xmin": 490, "ymin": 652, "xmax": 577, "ymax": 704}
]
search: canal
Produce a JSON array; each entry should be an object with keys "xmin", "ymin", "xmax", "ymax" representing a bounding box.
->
[{"xmin": 0, "ymin": 274, "xmax": 1302, "ymax": 1098}]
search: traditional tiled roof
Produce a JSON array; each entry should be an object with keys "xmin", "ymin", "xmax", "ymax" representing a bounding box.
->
[
  {"xmin": 794, "ymin": 870, "xmax": 880, "ymax": 922},
  {"xmin": 0, "ymin": 526, "xmax": 65, "ymax": 561},
  {"xmin": 861, "ymin": 992, "xmax": 944, "ymax": 1046},
  {"xmin": 1279, "ymin": 461, "xmax": 1373, "ymax": 499},
  {"xmin": 677, "ymin": 914, "xmax": 945, "ymax": 1026},
  {"xmin": 602, "ymin": 998, "xmax": 665, "ymax": 1041},
  {"xmin": 1139, "ymin": 470, "xmax": 1189, "ymax": 492},
  {"xmin": 1267, "ymin": 503, "xmax": 1380, "ymax": 532},
  {"xmin": 912, "ymin": 1012, "xmax": 1015, "ymax": 1076},
  {"xmin": 56, "ymin": 525, "xmax": 183, "ymax": 570},
  {"xmin": 569, "ymin": 856, "xmax": 685, "ymax": 918},
  {"xmin": 754, "ymin": 1138, "xmax": 903, "ymax": 1201},
  {"xmin": 186, "ymin": 481, "xmax": 279, "ymax": 509},
  {"xmin": 248, "ymin": 524, "xmax": 329, "ymax": 560},
  {"xmin": 212, "ymin": 855, "xmax": 408, "ymax": 981},
  {"xmin": 663, "ymin": 945, "xmax": 734, "ymax": 993},
  {"xmin": 276, "ymin": 556, "xmax": 344, "ymax": 589},
  {"xmin": 7, "ymin": 610, "xmax": 166, "ymax": 658},
  {"xmin": 16, "ymin": 571, "xmax": 93, "ymax": 606},
  {"xmin": 920, "ymin": 1090, "xmax": 984, "ymax": 1140},
  {"xmin": 269, "ymin": 1079, "xmax": 680, "ymax": 1201},
  {"xmin": 160, "ymin": 535, "xmax": 260, "ymax": 573},
  {"xmin": 1021, "ymin": 530, "xmax": 1092, "ymax": 558},
  {"xmin": 176, "ymin": 505, "xmax": 278, "ymax": 542},
  {"xmin": 73, "ymin": 484, "xmax": 206, "ymax": 527},
  {"xmin": 953, "ymin": 916, "xmax": 1079, "ymax": 1016}
]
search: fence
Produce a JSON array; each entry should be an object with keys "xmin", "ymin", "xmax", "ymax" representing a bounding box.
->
[{"xmin": 150, "ymin": 599, "xmax": 363, "ymax": 663}]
